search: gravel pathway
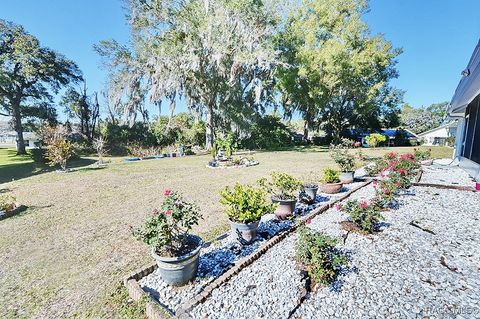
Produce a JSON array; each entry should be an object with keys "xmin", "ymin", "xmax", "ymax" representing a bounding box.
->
[
  {"xmin": 187, "ymin": 165, "xmax": 480, "ymax": 319},
  {"xmin": 421, "ymin": 160, "xmax": 476, "ymax": 187}
]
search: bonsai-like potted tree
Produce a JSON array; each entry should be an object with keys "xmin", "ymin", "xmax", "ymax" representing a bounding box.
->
[
  {"xmin": 132, "ymin": 190, "xmax": 203, "ymax": 286},
  {"xmin": 220, "ymin": 183, "xmax": 276, "ymax": 244},
  {"xmin": 258, "ymin": 172, "xmax": 302, "ymax": 219},
  {"xmin": 320, "ymin": 168, "xmax": 343, "ymax": 194},
  {"xmin": 330, "ymin": 139, "xmax": 356, "ymax": 183}
]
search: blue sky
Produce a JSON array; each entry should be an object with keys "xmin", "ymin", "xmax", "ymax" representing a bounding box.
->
[{"xmin": 1, "ymin": 0, "xmax": 480, "ymax": 116}]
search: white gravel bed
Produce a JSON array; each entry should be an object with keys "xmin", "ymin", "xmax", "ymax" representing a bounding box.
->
[
  {"xmin": 421, "ymin": 160, "xmax": 476, "ymax": 187},
  {"xmin": 139, "ymin": 181, "xmax": 366, "ymax": 313},
  {"xmin": 190, "ymin": 235, "xmax": 303, "ymax": 319},
  {"xmin": 295, "ymin": 186, "xmax": 480, "ymax": 319}
]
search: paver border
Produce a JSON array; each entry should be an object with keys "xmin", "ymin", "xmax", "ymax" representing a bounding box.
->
[{"xmin": 124, "ymin": 180, "xmax": 373, "ymax": 319}]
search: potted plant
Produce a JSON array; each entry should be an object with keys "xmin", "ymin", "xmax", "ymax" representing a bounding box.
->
[
  {"xmin": 259, "ymin": 172, "xmax": 302, "ymax": 219},
  {"xmin": 330, "ymin": 139, "xmax": 356, "ymax": 183},
  {"xmin": 301, "ymin": 172, "xmax": 319, "ymax": 204},
  {"xmin": 320, "ymin": 168, "xmax": 343, "ymax": 194},
  {"xmin": 220, "ymin": 183, "xmax": 276, "ymax": 244},
  {"xmin": 132, "ymin": 190, "xmax": 203, "ymax": 286}
]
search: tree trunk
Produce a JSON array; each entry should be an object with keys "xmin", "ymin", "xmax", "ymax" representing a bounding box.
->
[
  {"xmin": 303, "ymin": 120, "xmax": 309, "ymax": 141},
  {"xmin": 205, "ymin": 103, "xmax": 214, "ymax": 150},
  {"xmin": 12, "ymin": 101, "xmax": 26, "ymax": 155}
]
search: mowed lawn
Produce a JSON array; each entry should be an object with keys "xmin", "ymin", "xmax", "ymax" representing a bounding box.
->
[{"xmin": 0, "ymin": 146, "xmax": 453, "ymax": 318}]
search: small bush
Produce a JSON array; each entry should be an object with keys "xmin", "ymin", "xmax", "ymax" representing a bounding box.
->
[
  {"xmin": 0, "ymin": 194, "xmax": 16, "ymax": 212},
  {"xmin": 322, "ymin": 168, "xmax": 340, "ymax": 184},
  {"xmin": 296, "ymin": 226, "xmax": 348, "ymax": 285},
  {"xmin": 365, "ymin": 133, "xmax": 387, "ymax": 148},
  {"xmin": 413, "ymin": 148, "xmax": 432, "ymax": 161},
  {"xmin": 132, "ymin": 190, "xmax": 202, "ymax": 257},
  {"xmin": 220, "ymin": 183, "xmax": 276, "ymax": 224},
  {"xmin": 258, "ymin": 172, "xmax": 302, "ymax": 200},
  {"xmin": 340, "ymin": 200, "xmax": 384, "ymax": 233},
  {"xmin": 329, "ymin": 139, "xmax": 356, "ymax": 172}
]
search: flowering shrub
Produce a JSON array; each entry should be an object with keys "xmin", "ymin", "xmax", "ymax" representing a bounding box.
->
[
  {"xmin": 413, "ymin": 148, "xmax": 432, "ymax": 161},
  {"xmin": 220, "ymin": 183, "xmax": 276, "ymax": 223},
  {"xmin": 373, "ymin": 179, "xmax": 398, "ymax": 204},
  {"xmin": 340, "ymin": 199, "xmax": 384, "ymax": 233},
  {"xmin": 133, "ymin": 190, "xmax": 202, "ymax": 257},
  {"xmin": 0, "ymin": 194, "xmax": 16, "ymax": 212},
  {"xmin": 295, "ymin": 226, "xmax": 348, "ymax": 285},
  {"xmin": 258, "ymin": 172, "xmax": 302, "ymax": 200}
]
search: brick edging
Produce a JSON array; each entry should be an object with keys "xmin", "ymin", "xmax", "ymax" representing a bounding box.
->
[{"xmin": 124, "ymin": 180, "xmax": 373, "ymax": 319}]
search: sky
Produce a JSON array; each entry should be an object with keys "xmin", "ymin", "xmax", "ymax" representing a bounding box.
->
[{"xmin": 1, "ymin": 0, "xmax": 480, "ymax": 117}]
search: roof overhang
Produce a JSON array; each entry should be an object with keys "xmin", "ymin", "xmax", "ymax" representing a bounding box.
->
[{"xmin": 448, "ymin": 40, "xmax": 480, "ymax": 116}]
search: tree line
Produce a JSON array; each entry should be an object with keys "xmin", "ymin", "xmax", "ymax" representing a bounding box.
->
[{"xmin": 0, "ymin": 0, "xmax": 450, "ymax": 155}]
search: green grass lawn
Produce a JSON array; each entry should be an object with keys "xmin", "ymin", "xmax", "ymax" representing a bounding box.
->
[{"xmin": 0, "ymin": 146, "xmax": 453, "ymax": 318}]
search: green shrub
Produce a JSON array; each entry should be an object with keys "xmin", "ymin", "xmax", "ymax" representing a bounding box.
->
[
  {"xmin": 258, "ymin": 172, "xmax": 302, "ymax": 200},
  {"xmin": 322, "ymin": 168, "xmax": 340, "ymax": 184},
  {"xmin": 365, "ymin": 133, "xmax": 387, "ymax": 148},
  {"xmin": 413, "ymin": 148, "xmax": 432, "ymax": 161},
  {"xmin": 329, "ymin": 139, "xmax": 356, "ymax": 172},
  {"xmin": 240, "ymin": 115, "xmax": 293, "ymax": 150},
  {"xmin": 340, "ymin": 200, "xmax": 384, "ymax": 233},
  {"xmin": 101, "ymin": 122, "xmax": 156, "ymax": 155},
  {"xmin": 296, "ymin": 226, "xmax": 348, "ymax": 285},
  {"xmin": 220, "ymin": 183, "xmax": 276, "ymax": 224}
]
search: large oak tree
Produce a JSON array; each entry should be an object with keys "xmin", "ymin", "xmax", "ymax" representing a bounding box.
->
[{"xmin": 0, "ymin": 19, "xmax": 81, "ymax": 154}]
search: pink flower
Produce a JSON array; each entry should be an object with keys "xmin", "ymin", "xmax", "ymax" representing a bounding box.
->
[
  {"xmin": 380, "ymin": 173, "xmax": 385, "ymax": 178},
  {"xmin": 165, "ymin": 209, "xmax": 172, "ymax": 216},
  {"xmin": 373, "ymin": 180, "xmax": 378, "ymax": 185},
  {"xmin": 306, "ymin": 218, "xmax": 312, "ymax": 224},
  {"xmin": 360, "ymin": 201, "xmax": 367, "ymax": 209},
  {"xmin": 395, "ymin": 182, "xmax": 401, "ymax": 187},
  {"xmin": 384, "ymin": 189, "xmax": 391, "ymax": 195},
  {"xmin": 335, "ymin": 203, "xmax": 343, "ymax": 211},
  {"xmin": 399, "ymin": 168, "xmax": 405, "ymax": 175},
  {"xmin": 164, "ymin": 189, "xmax": 172, "ymax": 196}
]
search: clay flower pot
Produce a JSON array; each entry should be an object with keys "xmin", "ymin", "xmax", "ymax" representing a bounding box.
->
[
  {"xmin": 271, "ymin": 197, "xmax": 297, "ymax": 219},
  {"xmin": 320, "ymin": 182, "xmax": 343, "ymax": 194}
]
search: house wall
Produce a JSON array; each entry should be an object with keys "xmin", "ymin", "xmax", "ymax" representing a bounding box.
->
[{"xmin": 456, "ymin": 96, "xmax": 480, "ymax": 180}]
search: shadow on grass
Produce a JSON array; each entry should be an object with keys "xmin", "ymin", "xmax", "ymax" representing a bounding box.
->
[{"xmin": 0, "ymin": 157, "xmax": 96, "ymax": 184}]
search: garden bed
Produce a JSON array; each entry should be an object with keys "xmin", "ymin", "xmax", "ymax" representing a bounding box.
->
[
  {"xmin": 124, "ymin": 178, "xmax": 371, "ymax": 317},
  {"xmin": 189, "ymin": 165, "xmax": 480, "ymax": 318}
]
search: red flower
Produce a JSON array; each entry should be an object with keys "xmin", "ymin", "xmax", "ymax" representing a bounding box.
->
[
  {"xmin": 395, "ymin": 182, "xmax": 401, "ymax": 187},
  {"xmin": 165, "ymin": 209, "xmax": 172, "ymax": 215},
  {"xmin": 360, "ymin": 201, "xmax": 367, "ymax": 209},
  {"xmin": 399, "ymin": 168, "xmax": 405, "ymax": 175},
  {"xmin": 164, "ymin": 189, "xmax": 172, "ymax": 196},
  {"xmin": 384, "ymin": 189, "xmax": 391, "ymax": 195},
  {"xmin": 306, "ymin": 218, "xmax": 312, "ymax": 224}
]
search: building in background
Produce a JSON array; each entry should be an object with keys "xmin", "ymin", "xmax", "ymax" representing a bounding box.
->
[
  {"xmin": 448, "ymin": 40, "xmax": 480, "ymax": 180},
  {"xmin": 418, "ymin": 121, "xmax": 457, "ymax": 146}
]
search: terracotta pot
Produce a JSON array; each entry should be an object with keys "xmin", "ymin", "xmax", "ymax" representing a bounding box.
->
[
  {"xmin": 320, "ymin": 182, "xmax": 343, "ymax": 194},
  {"xmin": 271, "ymin": 197, "xmax": 297, "ymax": 219},
  {"xmin": 340, "ymin": 171, "xmax": 354, "ymax": 184}
]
